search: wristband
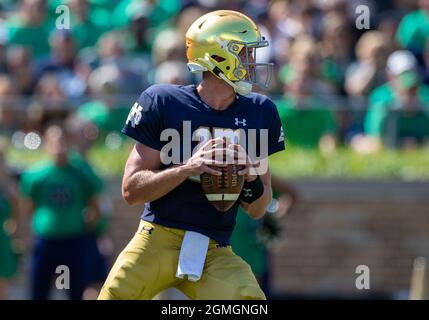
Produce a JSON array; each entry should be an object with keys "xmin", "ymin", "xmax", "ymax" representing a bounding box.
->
[{"xmin": 239, "ymin": 176, "xmax": 264, "ymax": 204}]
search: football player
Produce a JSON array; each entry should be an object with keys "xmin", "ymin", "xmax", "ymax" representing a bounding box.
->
[
  {"xmin": 98, "ymin": 10, "xmax": 285, "ymax": 300},
  {"xmin": 232, "ymin": 175, "xmax": 298, "ymax": 299},
  {"xmin": 20, "ymin": 125, "xmax": 102, "ymax": 300}
]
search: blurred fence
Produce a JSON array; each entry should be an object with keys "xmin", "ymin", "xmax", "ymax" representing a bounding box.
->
[{"xmin": 2, "ymin": 92, "xmax": 427, "ymax": 147}]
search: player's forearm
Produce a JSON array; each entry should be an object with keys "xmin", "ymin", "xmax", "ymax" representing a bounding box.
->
[
  {"xmin": 243, "ymin": 184, "xmax": 272, "ymax": 219},
  {"xmin": 122, "ymin": 165, "xmax": 190, "ymax": 205}
]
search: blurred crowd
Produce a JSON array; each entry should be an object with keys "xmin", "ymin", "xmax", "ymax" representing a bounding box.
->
[
  {"xmin": 1, "ymin": 0, "xmax": 429, "ymax": 300},
  {"xmin": 0, "ymin": 0, "xmax": 428, "ymax": 152}
]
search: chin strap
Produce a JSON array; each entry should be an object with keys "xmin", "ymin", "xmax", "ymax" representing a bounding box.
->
[{"xmin": 189, "ymin": 54, "xmax": 252, "ymax": 96}]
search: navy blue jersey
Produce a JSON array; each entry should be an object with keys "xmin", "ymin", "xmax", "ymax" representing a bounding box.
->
[{"xmin": 122, "ymin": 84, "xmax": 285, "ymax": 245}]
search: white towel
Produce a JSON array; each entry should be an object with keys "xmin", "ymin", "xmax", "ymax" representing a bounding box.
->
[{"xmin": 176, "ymin": 231, "xmax": 210, "ymax": 282}]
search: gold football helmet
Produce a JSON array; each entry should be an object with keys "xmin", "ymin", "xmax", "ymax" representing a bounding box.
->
[{"xmin": 186, "ymin": 10, "xmax": 273, "ymax": 95}]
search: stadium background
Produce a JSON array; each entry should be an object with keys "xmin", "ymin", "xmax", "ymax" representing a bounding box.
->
[{"xmin": 0, "ymin": 0, "xmax": 428, "ymax": 299}]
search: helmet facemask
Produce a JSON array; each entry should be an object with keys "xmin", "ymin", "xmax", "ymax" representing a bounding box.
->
[{"xmin": 226, "ymin": 38, "xmax": 273, "ymax": 94}]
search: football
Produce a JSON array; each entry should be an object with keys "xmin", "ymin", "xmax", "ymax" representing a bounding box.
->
[{"xmin": 201, "ymin": 164, "xmax": 245, "ymax": 212}]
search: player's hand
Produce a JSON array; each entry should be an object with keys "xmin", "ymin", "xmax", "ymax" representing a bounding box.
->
[
  {"xmin": 182, "ymin": 137, "xmax": 230, "ymax": 176},
  {"xmin": 228, "ymin": 143, "xmax": 259, "ymax": 182}
]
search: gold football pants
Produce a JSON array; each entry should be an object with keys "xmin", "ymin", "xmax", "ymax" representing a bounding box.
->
[{"xmin": 98, "ymin": 220, "xmax": 266, "ymax": 300}]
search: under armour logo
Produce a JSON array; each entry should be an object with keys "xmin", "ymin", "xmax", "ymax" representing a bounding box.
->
[
  {"xmin": 234, "ymin": 118, "xmax": 247, "ymax": 127},
  {"xmin": 243, "ymin": 188, "xmax": 252, "ymax": 197},
  {"xmin": 140, "ymin": 225, "xmax": 154, "ymax": 234}
]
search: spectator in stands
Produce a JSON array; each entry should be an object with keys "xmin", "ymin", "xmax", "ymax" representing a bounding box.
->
[
  {"xmin": 148, "ymin": 28, "xmax": 188, "ymax": 86},
  {"xmin": 76, "ymin": 64, "xmax": 130, "ymax": 141},
  {"xmin": 342, "ymin": 31, "xmax": 390, "ymax": 142},
  {"xmin": 0, "ymin": 25, "xmax": 7, "ymax": 74},
  {"xmin": 269, "ymin": 0, "xmax": 319, "ymax": 40},
  {"xmin": 64, "ymin": 115, "xmax": 112, "ymax": 300},
  {"xmin": 26, "ymin": 73, "xmax": 69, "ymax": 132},
  {"xmin": 422, "ymin": 39, "xmax": 429, "ymax": 85},
  {"xmin": 319, "ymin": 12, "xmax": 355, "ymax": 95},
  {"xmin": 280, "ymin": 35, "xmax": 331, "ymax": 95},
  {"xmin": 0, "ymin": 139, "xmax": 19, "ymax": 300},
  {"xmin": 362, "ymin": 50, "xmax": 429, "ymax": 150},
  {"xmin": 97, "ymin": 31, "xmax": 125, "ymax": 63},
  {"xmin": 0, "ymin": 76, "xmax": 20, "ymax": 137},
  {"xmin": 396, "ymin": 0, "xmax": 429, "ymax": 64},
  {"xmin": 96, "ymin": 31, "xmax": 145, "ymax": 93},
  {"xmin": 36, "ymin": 30, "xmax": 88, "ymax": 98},
  {"xmin": 113, "ymin": 0, "xmax": 182, "ymax": 32},
  {"xmin": 276, "ymin": 36, "xmax": 338, "ymax": 151},
  {"xmin": 67, "ymin": 0, "xmax": 110, "ymax": 51},
  {"xmin": 109, "ymin": 0, "xmax": 153, "ymax": 55},
  {"xmin": 64, "ymin": 114, "xmax": 96, "ymax": 156},
  {"xmin": 97, "ymin": 9, "xmax": 154, "ymax": 85},
  {"xmin": 5, "ymin": 0, "xmax": 51, "ymax": 59},
  {"xmin": 6, "ymin": 46, "xmax": 35, "ymax": 95},
  {"xmin": 231, "ymin": 175, "xmax": 298, "ymax": 299},
  {"xmin": 151, "ymin": 29, "xmax": 186, "ymax": 66},
  {"xmin": 345, "ymin": 31, "xmax": 389, "ymax": 97},
  {"xmin": 376, "ymin": 6, "xmax": 404, "ymax": 55},
  {"xmin": 265, "ymin": 0, "xmax": 291, "ymax": 67},
  {"xmin": 19, "ymin": 124, "xmax": 102, "ymax": 300},
  {"xmin": 276, "ymin": 73, "xmax": 338, "ymax": 151},
  {"xmin": 176, "ymin": 5, "xmax": 208, "ymax": 38},
  {"xmin": 153, "ymin": 60, "xmax": 192, "ymax": 85}
]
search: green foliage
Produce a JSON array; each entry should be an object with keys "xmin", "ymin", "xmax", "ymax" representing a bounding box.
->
[
  {"xmin": 6, "ymin": 143, "xmax": 429, "ymax": 181},
  {"xmin": 269, "ymin": 147, "xmax": 429, "ymax": 180},
  {"xmin": 86, "ymin": 141, "xmax": 134, "ymax": 178}
]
